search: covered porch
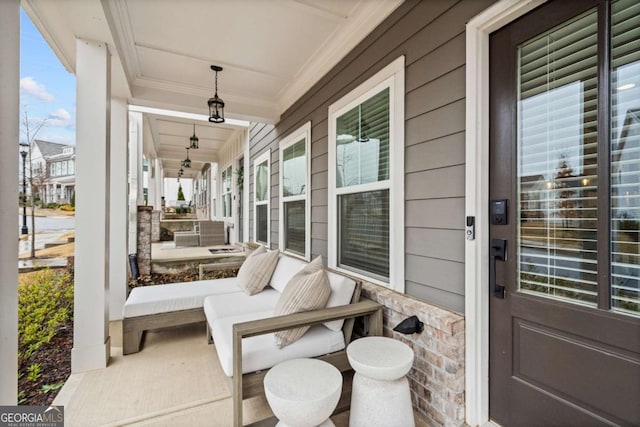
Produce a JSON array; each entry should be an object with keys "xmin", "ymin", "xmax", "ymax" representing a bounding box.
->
[
  {"xmin": 53, "ymin": 322, "xmax": 430, "ymax": 426},
  {"xmin": 7, "ymin": 0, "xmax": 634, "ymax": 426}
]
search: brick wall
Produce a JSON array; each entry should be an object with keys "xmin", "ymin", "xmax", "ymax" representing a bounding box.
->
[
  {"xmin": 151, "ymin": 210, "xmax": 160, "ymax": 242},
  {"xmin": 136, "ymin": 206, "xmax": 152, "ymax": 276},
  {"xmin": 361, "ymin": 283, "xmax": 465, "ymax": 427}
]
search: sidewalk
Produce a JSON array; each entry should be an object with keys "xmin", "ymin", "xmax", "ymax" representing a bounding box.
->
[{"xmin": 18, "ymin": 207, "xmax": 75, "ymax": 272}]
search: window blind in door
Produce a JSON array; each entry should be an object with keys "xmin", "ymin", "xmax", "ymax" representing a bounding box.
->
[{"xmin": 517, "ymin": 9, "xmax": 599, "ymax": 305}]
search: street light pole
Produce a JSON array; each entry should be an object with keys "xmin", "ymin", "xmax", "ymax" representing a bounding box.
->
[{"xmin": 20, "ymin": 143, "xmax": 29, "ymax": 235}]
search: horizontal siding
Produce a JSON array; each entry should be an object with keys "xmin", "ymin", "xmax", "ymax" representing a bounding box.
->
[
  {"xmin": 406, "ymin": 132, "xmax": 465, "ymax": 173},
  {"xmin": 406, "ymin": 254, "xmax": 465, "ymax": 295},
  {"xmin": 406, "ymin": 228, "xmax": 465, "ymax": 263},
  {"xmin": 248, "ymin": 0, "xmax": 496, "ymax": 313}
]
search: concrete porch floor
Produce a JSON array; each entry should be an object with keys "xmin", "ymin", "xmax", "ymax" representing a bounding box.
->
[{"xmin": 53, "ymin": 322, "xmax": 429, "ymax": 426}]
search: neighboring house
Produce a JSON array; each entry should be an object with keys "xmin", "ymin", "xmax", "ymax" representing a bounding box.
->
[{"xmin": 30, "ymin": 139, "xmax": 76, "ymax": 204}]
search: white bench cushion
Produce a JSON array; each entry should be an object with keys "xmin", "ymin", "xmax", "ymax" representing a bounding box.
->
[
  {"xmin": 269, "ymin": 255, "xmax": 307, "ymax": 293},
  {"xmin": 211, "ymin": 310, "xmax": 345, "ymax": 377},
  {"xmin": 123, "ymin": 277, "xmax": 241, "ymax": 318},
  {"xmin": 203, "ymin": 288, "xmax": 280, "ymax": 322},
  {"xmin": 324, "ymin": 271, "xmax": 357, "ymax": 331}
]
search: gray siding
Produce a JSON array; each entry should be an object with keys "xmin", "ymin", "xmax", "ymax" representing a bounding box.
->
[{"xmin": 249, "ymin": 0, "xmax": 495, "ymax": 313}]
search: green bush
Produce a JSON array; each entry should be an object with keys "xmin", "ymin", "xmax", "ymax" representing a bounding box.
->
[
  {"xmin": 44, "ymin": 202, "xmax": 59, "ymax": 209},
  {"xmin": 18, "ymin": 270, "xmax": 74, "ymax": 360},
  {"xmin": 70, "ymin": 192, "xmax": 75, "ymax": 207}
]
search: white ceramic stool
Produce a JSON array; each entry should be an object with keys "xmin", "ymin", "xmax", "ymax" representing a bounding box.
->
[
  {"xmin": 347, "ymin": 337, "xmax": 415, "ymax": 427},
  {"xmin": 264, "ymin": 358, "xmax": 343, "ymax": 427}
]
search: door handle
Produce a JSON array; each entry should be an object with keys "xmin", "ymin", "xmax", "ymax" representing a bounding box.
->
[{"xmin": 491, "ymin": 239, "xmax": 507, "ymax": 299}]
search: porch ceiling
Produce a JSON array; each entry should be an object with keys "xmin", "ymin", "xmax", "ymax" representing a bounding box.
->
[
  {"xmin": 144, "ymin": 113, "xmax": 239, "ymax": 179},
  {"xmin": 23, "ymin": 0, "xmax": 402, "ymax": 177}
]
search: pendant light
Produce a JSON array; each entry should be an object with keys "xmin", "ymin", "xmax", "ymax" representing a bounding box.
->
[
  {"xmin": 208, "ymin": 65, "xmax": 225, "ymax": 123},
  {"xmin": 189, "ymin": 123, "xmax": 199, "ymax": 149},
  {"xmin": 182, "ymin": 148, "xmax": 192, "ymax": 168}
]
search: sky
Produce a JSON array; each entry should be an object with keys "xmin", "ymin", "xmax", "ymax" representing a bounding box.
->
[{"xmin": 20, "ymin": 8, "xmax": 76, "ymax": 146}]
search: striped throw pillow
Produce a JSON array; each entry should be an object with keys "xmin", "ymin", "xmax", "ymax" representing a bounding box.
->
[
  {"xmin": 236, "ymin": 246, "xmax": 279, "ymax": 296},
  {"xmin": 274, "ymin": 256, "xmax": 331, "ymax": 348}
]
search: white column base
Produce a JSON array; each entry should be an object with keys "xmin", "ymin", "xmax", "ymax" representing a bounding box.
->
[{"xmin": 71, "ymin": 336, "xmax": 111, "ymax": 373}]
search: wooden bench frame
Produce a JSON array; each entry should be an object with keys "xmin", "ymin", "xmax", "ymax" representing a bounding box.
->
[
  {"xmin": 228, "ymin": 277, "xmax": 383, "ymax": 427},
  {"xmin": 123, "ymin": 261, "xmax": 243, "ymax": 355}
]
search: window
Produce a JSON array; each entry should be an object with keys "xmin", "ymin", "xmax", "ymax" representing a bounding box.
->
[
  {"xmin": 68, "ymin": 160, "xmax": 74, "ymax": 175},
  {"xmin": 222, "ymin": 165, "xmax": 232, "ymax": 218},
  {"xmin": 279, "ymin": 122, "xmax": 311, "ymax": 259},
  {"xmin": 254, "ymin": 150, "xmax": 270, "ymax": 245},
  {"xmin": 55, "ymin": 162, "xmax": 62, "ymax": 176},
  {"xmin": 328, "ymin": 56, "xmax": 405, "ymax": 290}
]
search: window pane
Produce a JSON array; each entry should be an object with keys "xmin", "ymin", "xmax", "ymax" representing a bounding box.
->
[
  {"xmin": 517, "ymin": 9, "xmax": 599, "ymax": 306},
  {"xmin": 336, "ymin": 88, "xmax": 389, "ymax": 188},
  {"xmin": 284, "ymin": 200, "xmax": 305, "ymax": 255},
  {"xmin": 257, "ymin": 204, "xmax": 268, "ymax": 243},
  {"xmin": 256, "ymin": 160, "xmax": 268, "ymax": 202},
  {"xmin": 611, "ymin": 0, "xmax": 640, "ymax": 315},
  {"xmin": 223, "ymin": 166, "xmax": 232, "ymax": 193},
  {"xmin": 339, "ymin": 190, "xmax": 389, "ymax": 280},
  {"xmin": 223, "ymin": 193, "xmax": 231, "ymax": 218},
  {"xmin": 283, "ymin": 139, "xmax": 306, "ymax": 197}
]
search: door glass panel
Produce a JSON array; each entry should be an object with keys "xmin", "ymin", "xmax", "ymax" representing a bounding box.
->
[
  {"xmin": 611, "ymin": 0, "xmax": 640, "ymax": 315},
  {"xmin": 517, "ymin": 9, "xmax": 598, "ymax": 306}
]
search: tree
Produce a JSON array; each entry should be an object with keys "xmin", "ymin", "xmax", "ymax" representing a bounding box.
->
[
  {"xmin": 554, "ymin": 154, "xmax": 577, "ymax": 229},
  {"xmin": 177, "ymin": 184, "xmax": 185, "ymax": 201},
  {"xmin": 21, "ymin": 108, "xmax": 47, "ymax": 258}
]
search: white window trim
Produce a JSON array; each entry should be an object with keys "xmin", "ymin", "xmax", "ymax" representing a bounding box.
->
[
  {"xmin": 221, "ymin": 163, "xmax": 233, "ymax": 221},
  {"xmin": 279, "ymin": 121, "xmax": 311, "ymax": 260},
  {"xmin": 253, "ymin": 150, "xmax": 270, "ymax": 246},
  {"xmin": 464, "ymin": 1, "xmax": 548, "ymax": 425},
  {"xmin": 327, "ymin": 55, "xmax": 405, "ymax": 292}
]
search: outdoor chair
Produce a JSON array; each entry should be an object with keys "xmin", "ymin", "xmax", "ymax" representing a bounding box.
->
[
  {"xmin": 173, "ymin": 229, "xmax": 200, "ymax": 247},
  {"xmin": 198, "ymin": 220, "xmax": 225, "ymax": 246},
  {"xmin": 172, "ymin": 220, "xmax": 225, "ymax": 247}
]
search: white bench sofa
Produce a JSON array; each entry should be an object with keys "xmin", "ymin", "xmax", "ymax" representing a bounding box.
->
[
  {"xmin": 123, "ymin": 252, "xmax": 383, "ymax": 426},
  {"xmin": 202, "ymin": 254, "xmax": 383, "ymax": 426}
]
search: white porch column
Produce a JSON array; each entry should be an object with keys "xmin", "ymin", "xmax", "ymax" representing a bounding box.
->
[
  {"xmin": 72, "ymin": 39, "xmax": 111, "ymax": 372},
  {"xmin": 153, "ymin": 158, "xmax": 163, "ymax": 209},
  {"xmin": 128, "ymin": 112, "xmax": 143, "ymax": 254},
  {"xmin": 0, "ymin": 0, "xmax": 20, "ymax": 405},
  {"xmin": 147, "ymin": 157, "xmax": 157, "ymax": 209},
  {"xmin": 109, "ymin": 98, "xmax": 128, "ymax": 321}
]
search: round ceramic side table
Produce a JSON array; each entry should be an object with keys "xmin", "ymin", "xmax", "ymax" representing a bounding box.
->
[
  {"xmin": 264, "ymin": 358, "xmax": 343, "ymax": 427},
  {"xmin": 347, "ymin": 336, "xmax": 415, "ymax": 427}
]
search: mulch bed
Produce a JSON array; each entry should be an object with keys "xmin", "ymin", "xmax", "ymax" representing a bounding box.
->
[
  {"xmin": 19, "ymin": 322, "xmax": 72, "ymax": 406},
  {"xmin": 19, "ymin": 270, "xmax": 237, "ymax": 406}
]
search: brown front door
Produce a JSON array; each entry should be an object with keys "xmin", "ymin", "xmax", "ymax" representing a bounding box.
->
[{"xmin": 489, "ymin": 1, "xmax": 640, "ymax": 425}]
